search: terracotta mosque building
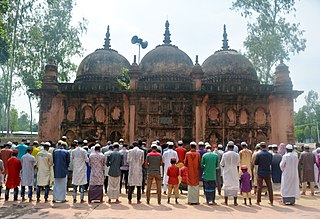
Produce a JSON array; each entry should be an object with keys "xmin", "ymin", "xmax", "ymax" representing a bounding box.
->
[{"xmin": 34, "ymin": 21, "xmax": 302, "ymax": 147}]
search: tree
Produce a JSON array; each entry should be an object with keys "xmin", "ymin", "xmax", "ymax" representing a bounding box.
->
[
  {"xmin": 231, "ymin": 0, "xmax": 306, "ymax": 84},
  {"xmin": 16, "ymin": 0, "xmax": 87, "ymax": 133},
  {"xmin": 10, "ymin": 106, "xmax": 18, "ymax": 133},
  {"xmin": 17, "ymin": 111, "xmax": 30, "ymax": 131},
  {"xmin": 304, "ymin": 126, "xmax": 310, "ymax": 141},
  {"xmin": 0, "ymin": 0, "xmax": 10, "ymax": 64}
]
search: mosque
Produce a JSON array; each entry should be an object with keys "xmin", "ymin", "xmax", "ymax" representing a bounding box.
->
[{"xmin": 33, "ymin": 21, "xmax": 302, "ymax": 147}]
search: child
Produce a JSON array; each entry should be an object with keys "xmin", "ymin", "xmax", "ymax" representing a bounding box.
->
[
  {"xmin": 240, "ymin": 165, "xmax": 252, "ymax": 205},
  {"xmin": 179, "ymin": 165, "xmax": 188, "ymax": 194},
  {"xmin": 167, "ymin": 158, "xmax": 180, "ymax": 204}
]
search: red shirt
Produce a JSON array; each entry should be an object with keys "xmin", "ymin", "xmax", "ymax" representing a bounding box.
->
[
  {"xmin": 0, "ymin": 148, "xmax": 13, "ymax": 174},
  {"xmin": 6, "ymin": 156, "xmax": 22, "ymax": 188},
  {"xmin": 180, "ymin": 166, "xmax": 188, "ymax": 183},
  {"xmin": 175, "ymin": 147, "xmax": 186, "ymax": 163},
  {"xmin": 167, "ymin": 164, "xmax": 180, "ymax": 185}
]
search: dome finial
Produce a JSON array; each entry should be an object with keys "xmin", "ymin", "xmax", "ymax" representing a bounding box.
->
[
  {"xmin": 222, "ymin": 24, "xmax": 229, "ymax": 50},
  {"xmin": 195, "ymin": 55, "xmax": 199, "ymax": 64},
  {"xmin": 163, "ymin": 20, "xmax": 172, "ymax": 45},
  {"xmin": 104, "ymin": 25, "xmax": 111, "ymax": 49}
]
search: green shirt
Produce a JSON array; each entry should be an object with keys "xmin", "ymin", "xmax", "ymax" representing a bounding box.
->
[{"xmin": 201, "ymin": 152, "xmax": 219, "ymax": 180}]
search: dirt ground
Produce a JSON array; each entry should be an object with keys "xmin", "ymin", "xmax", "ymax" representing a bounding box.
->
[{"xmin": 1, "ymin": 188, "xmax": 320, "ymax": 219}]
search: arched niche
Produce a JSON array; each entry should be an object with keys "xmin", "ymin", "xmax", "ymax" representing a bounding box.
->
[
  {"xmin": 65, "ymin": 130, "xmax": 76, "ymax": 143},
  {"xmin": 67, "ymin": 106, "xmax": 77, "ymax": 122},
  {"xmin": 208, "ymin": 107, "xmax": 220, "ymax": 122},
  {"xmin": 95, "ymin": 106, "xmax": 105, "ymax": 123},
  {"xmin": 239, "ymin": 109, "xmax": 249, "ymax": 125},
  {"xmin": 82, "ymin": 105, "xmax": 93, "ymax": 121},
  {"xmin": 255, "ymin": 107, "xmax": 267, "ymax": 125},
  {"xmin": 227, "ymin": 108, "xmax": 236, "ymax": 125}
]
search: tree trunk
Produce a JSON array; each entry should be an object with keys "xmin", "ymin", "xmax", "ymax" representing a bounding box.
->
[{"xmin": 27, "ymin": 92, "xmax": 33, "ymax": 135}]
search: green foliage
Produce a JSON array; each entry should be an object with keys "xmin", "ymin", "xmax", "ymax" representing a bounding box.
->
[
  {"xmin": 10, "ymin": 106, "xmax": 18, "ymax": 132},
  {"xmin": 117, "ymin": 68, "xmax": 130, "ymax": 90},
  {"xmin": 231, "ymin": 0, "xmax": 306, "ymax": 84},
  {"xmin": 0, "ymin": 0, "xmax": 10, "ymax": 64},
  {"xmin": 295, "ymin": 90, "xmax": 320, "ymax": 142}
]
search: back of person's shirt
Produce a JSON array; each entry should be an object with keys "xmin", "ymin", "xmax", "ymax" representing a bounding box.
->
[
  {"xmin": 146, "ymin": 151, "xmax": 162, "ymax": 175},
  {"xmin": 255, "ymin": 150, "xmax": 272, "ymax": 177}
]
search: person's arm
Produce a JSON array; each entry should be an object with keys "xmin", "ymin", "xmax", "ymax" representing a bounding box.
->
[
  {"xmin": 279, "ymin": 156, "xmax": 286, "ymax": 172},
  {"xmin": 254, "ymin": 153, "xmax": 259, "ymax": 166},
  {"xmin": 200, "ymin": 156, "xmax": 205, "ymax": 168}
]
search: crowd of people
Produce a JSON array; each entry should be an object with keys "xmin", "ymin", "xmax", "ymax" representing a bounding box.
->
[{"xmin": 0, "ymin": 137, "xmax": 320, "ymax": 206}]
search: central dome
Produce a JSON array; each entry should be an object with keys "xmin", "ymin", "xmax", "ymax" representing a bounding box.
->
[{"xmin": 139, "ymin": 21, "xmax": 193, "ymax": 81}]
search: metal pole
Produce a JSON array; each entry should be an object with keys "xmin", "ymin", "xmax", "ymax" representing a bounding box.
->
[{"xmin": 138, "ymin": 44, "xmax": 141, "ymax": 64}]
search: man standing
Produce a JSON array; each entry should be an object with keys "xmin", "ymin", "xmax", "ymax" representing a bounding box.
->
[
  {"xmin": 36, "ymin": 142, "xmax": 53, "ymax": 202},
  {"xmin": 271, "ymin": 144, "xmax": 282, "ymax": 191},
  {"xmin": 16, "ymin": 138, "xmax": 28, "ymax": 160},
  {"xmin": 184, "ymin": 141, "xmax": 201, "ymax": 205},
  {"xmin": 175, "ymin": 140, "xmax": 186, "ymax": 168},
  {"xmin": 88, "ymin": 145, "xmax": 105, "ymax": 203},
  {"xmin": 5, "ymin": 150, "xmax": 22, "ymax": 201},
  {"xmin": 239, "ymin": 142, "xmax": 252, "ymax": 177},
  {"xmin": 0, "ymin": 142, "xmax": 13, "ymax": 180},
  {"xmin": 280, "ymin": 144, "xmax": 300, "ymax": 203},
  {"xmin": 127, "ymin": 142, "xmax": 144, "ymax": 204},
  {"xmin": 71, "ymin": 142, "xmax": 89, "ymax": 203},
  {"xmin": 119, "ymin": 143, "xmax": 129, "ymax": 194},
  {"xmin": 197, "ymin": 142, "xmax": 206, "ymax": 185},
  {"xmin": 52, "ymin": 142, "xmax": 70, "ymax": 203},
  {"xmin": 299, "ymin": 144, "xmax": 316, "ymax": 195},
  {"xmin": 106, "ymin": 142, "xmax": 123, "ymax": 203},
  {"xmin": 104, "ymin": 145, "xmax": 113, "ymax": 194},
  {"xmin": 162, "ymin": 141, "xmax": 179, "ymax": 194},
  {"xmin": 145, "ymin": 143, "xmax": 162, "ymax": 204},
  {"xmin": 214, "ymin": 144, "xmax": 224, "ymax": 196},
  {"xmin": 220, "ymin": 141, "xmax": 240, "ymax": 206},
  {"xmin": 254, "ymin": 142, "xmax": 273, "ymax": 206},
  {"xmin": 201, "ymin": 145, "xmax": 219, "ymax": 205},
  {"xmin": 21, "ymin": 147, "xmax": 36, "ymax": 202}
]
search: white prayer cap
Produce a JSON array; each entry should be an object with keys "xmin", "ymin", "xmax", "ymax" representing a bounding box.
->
[
  {"xmin": 58, "ymin": 140, "xmax": 63, "ymax": 144},
  {"xmin": 94, "ymin": 143, "xmax": 101, "ymax": 147},
  {"xmin": 156, "ymin": 140, "xmax": 160, "ymax": 143},
  {"xmin": 198, "ymin": 141, "xmax": 205, "ymax": 146},
  {"xmin": 268, "ymin": 144, "xmax": 272, "ymax": 149},
  {"xmin": 218, "ymin": 144, "xmax": 223, "ymax": 149},
  {"xmin": 151, "ymin": 143, "xmax": 158, "ymax": 148},
  {"xmin": 286, "ymin": 144, "xmax": 293, "ymax": 150},
  {"xmin": 272, "ymin": 144, "xmax": 278, "ymax": 149},
  {"xmin": 178, "ymin": 140, "xmax": 183, "ymax": 145},
  {"xmin": 294, "ymin": 145, "xmax": 298, "ymax": 149},
  {"xmin": 33, "ymin": 141, "xmax": 39, "ymax": 144},
  {"xmin": 83, "ymin": 140, "xmax": 88, "ymax": 144},
  {"xmin": 61, "ymin": 136, "xmax": 67, "ymax": 140},
  {"xmin": 7, "ymin": 141, "xmax": 12, "ymax": 145},
  {"xmin": 316, "ymin": 148, "xmax": 320, "ymax": 153},
  {"xmin": 44, "ymin": 142, "xmax": 51, "ymax": 146},
  {"xmin": 40, "ymin": 142, "xmax": 45, "ymax": 145},
  {"xmin": 304, "ymin": 144, "xmax": 309, "ymax": 149},
  {"xmin": 227, "ymin": 141, "xmax": 234, "ymax": 146},
  {"xmin": 113, "ymin": 142, "xmax": 119, "ymax": 146},
  {"xmin": 205, "ymin": 142, "xmax": 210, "ymax": 146},
  {"xmin": 190, "ymin": 141, "xmax": 197, "ymax": 146},
  {"xmin": 61, "ymin": 141, "xmax": 67, "ymax": 146},
  {"xmin": 241, "ymin": 142, "xmax": 247, "ymax": 146},
  {"xmin": 119, "ymin": 138, "xmax": 124, "ymax": 142},
  {"xmin": 152, "ymin": 141, "xmax": 157, "ymax": 145},
  {"xmin": 167, "ymin": 141, "xmax": 174, "ymax": 146}
]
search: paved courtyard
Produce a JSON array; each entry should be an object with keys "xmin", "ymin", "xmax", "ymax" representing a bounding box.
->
[{"xmin": 1, "ymin": 189, "xmax": 319, "ymax": 219}]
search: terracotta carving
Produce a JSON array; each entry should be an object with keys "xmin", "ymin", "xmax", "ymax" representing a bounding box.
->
[
  {"xmin": 111, "ymin": 106, "xmax": 121, "ymax": 120},
  {"xmin": 67, "ymin": 106, "xmax": 76, "ymax": 121},
  {"xmin": 227, "ymin": 109, "xmax": 236, "ymax": 125},
  {"xmin": 95, "ymin": 106, "xmax": 105, "ymax": 123},
  {"xmin": 255, "ymin": 108, "xmax": 266, "ymax": 125},
  {"xmin": 239, "ymin": 109, "xmax": 248, "ymax": 125}
]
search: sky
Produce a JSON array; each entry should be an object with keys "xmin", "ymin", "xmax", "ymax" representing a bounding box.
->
[{"xmin": 12, "ymin": 0, "xmax": 320, "ymax": 121}]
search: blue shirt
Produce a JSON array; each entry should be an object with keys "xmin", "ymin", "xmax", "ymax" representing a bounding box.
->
[
  {"xmin": 53, "ymin": 147, "xmax": 70, "ymax": 178},
  {"xmin": 254, "ymin": 150, "xmax": 272, "ymax": 177},
  {"xmin": 16, "ymin": 143, "xmax": 28, "ymax": 160}
]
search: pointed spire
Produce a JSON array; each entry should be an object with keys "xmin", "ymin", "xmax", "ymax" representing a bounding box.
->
[
  {"xmin": 163, "ymin": 20, "xmax": 172, "ymax": 45},
  {"xmin": 222, "ymin": 24, "xmax": 229, "ymax": 50},
  {"xmin": 133, "ymin": 55, "xmax": 137, "ymax": 64},
  {"xmin": 195, "ymin": 55, "xmax": 199, "ymax": 65},
  {"xmin": 104, "ymin": 25, "xmax": 111, "ymax": 49}
]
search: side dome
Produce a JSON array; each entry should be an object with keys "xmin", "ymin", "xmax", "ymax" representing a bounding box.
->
[
  {"xmin": 139, "ymin": 20, "xmax": 193, "ymax": 82},
  {"xmin": 202, "ymin": 25, "xmax": 258, "ymax": 84},
  {"xmin": 75, "ymin": 26, "xmax": 130, "ymax": 83}
]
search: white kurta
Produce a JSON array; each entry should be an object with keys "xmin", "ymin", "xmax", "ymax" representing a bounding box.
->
[
  {"xmin": 71, "ymin": 147, "xmax": 89, "ymax": 185},
  {"xmin": 280, "ymin": 152, "xmax": 300, "ymax": 198},
  {"xmin": 162, "ymin": 149, "xmax": 179, "ymax": 191},
  {"xmin": 36, "ymin": 150, "xmax": 53, "ymax": 186},
  {"xmin": 21, "ymin": 153, "xmax": 36, "ymax": 186},
  {"xmin": 127, "ymin": 147, "xmax": 144, "ymax": 186},
  {"xmin": 220, "ymin": 151, "xmax": 240, "ymax": 192}
]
